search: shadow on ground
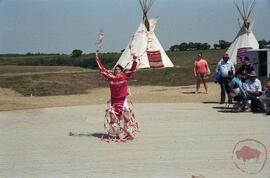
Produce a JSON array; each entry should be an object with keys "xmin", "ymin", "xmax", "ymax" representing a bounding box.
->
[
  {"xmin": 68, "ymin": 132, "xmax": 103, "ymax": 139},
  {"xmin": 202, "ymin": 101, "xmax": 220, "ymax": 104},
  {"xmin": 182, "ymin": 92, "xmax": 196, "ymax": 94}
]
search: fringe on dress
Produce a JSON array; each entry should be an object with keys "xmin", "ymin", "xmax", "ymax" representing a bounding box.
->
[{"xmin": 102, "ymin": 99, "xmax": 139, "ymax": 143}]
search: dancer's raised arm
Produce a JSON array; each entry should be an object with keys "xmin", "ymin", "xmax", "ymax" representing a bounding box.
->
[
  {"xmin": 96, "ymin": 50, "xmax": 115, "ymax": 80},
  {"xmin": 124, "ymin": 55, "xmax": 138, "ymax": 78}
]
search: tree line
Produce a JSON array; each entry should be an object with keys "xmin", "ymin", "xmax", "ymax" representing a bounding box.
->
[
  {"xmin": 258, "ymin": 40, "xmax": 270, "ymax": 49},
  {"xmin": 0, "ymin": 52, "xmax": 119, "ymax": 69},
  {"xmin": 169, "ymin": 39, "xmax": 270, "ymax": 52},
  {"xmin": 169, "ymin": 42, "xmax": 211, "ymax": 52}
]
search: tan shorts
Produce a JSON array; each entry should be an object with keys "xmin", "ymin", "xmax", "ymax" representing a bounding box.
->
[{"xmin": 196, "ymin": 73, "xmax": 208, "ymax": 80}]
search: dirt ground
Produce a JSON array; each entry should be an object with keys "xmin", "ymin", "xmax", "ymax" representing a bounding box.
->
[
  {"xmin": 1, "ymin": 83, "xmax": 270, "ymax": 178},
  {"xmin": 1, "ymin": 102, "xmax": 269, "ymax": 178},
  {"xmin": 0, "ymin": 83, "xmax": 220, "ymax": 111}
]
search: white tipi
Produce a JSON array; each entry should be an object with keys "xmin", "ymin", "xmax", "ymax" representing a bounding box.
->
[
  {"xmin": 115, "ymin": 0, "xmax": 174, "ymax": 69},
  {"xmin": 226, "ymin": 0, "xmax": 259, "ymax": 64}
]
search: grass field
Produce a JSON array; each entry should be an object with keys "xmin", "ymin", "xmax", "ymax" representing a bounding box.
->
[
  {"xmin": 0, "ymin": 49, "xmax": 243, "ymax": 96},
  {"xmin": 0, "ymin": 53, "xmax": 119, "ymax": 68},
  {"xmin": 0, "ymin": 65, "xmax": 92, "ymax": 75}
]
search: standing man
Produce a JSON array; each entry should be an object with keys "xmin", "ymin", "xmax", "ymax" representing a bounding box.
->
[{"xmin": 214, "ymin": 53, "xmax": 235, "ymax": 104}]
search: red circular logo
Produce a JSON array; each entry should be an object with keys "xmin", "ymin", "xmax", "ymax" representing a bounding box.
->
[{"xmin": 232, "ymin": 139, "xmax": 267, "ymax": 174}]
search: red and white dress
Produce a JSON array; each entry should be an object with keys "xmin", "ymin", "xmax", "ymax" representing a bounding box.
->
[{"xmin": 96, "ymin": 58, "xmax": 139, "ymax": 142}]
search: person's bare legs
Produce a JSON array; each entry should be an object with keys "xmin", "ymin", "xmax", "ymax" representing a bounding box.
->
[
  {"xmin": 196, "ymin": 79, "xmax": 201, "ymax": 94},
  {"xmin": 202, "ymin": 79, "xmax": 208, "ymax": 94},
  {"xmin": 122, "ymin": 110, "xmax": 129, "ymax": 123},
  {"xmin": 109, "ymin": 112, "xmax": 118, "ymax": 124},
  {"xmin": 122, "ymin": 110, "xmax": 134, "ymax": 139}
]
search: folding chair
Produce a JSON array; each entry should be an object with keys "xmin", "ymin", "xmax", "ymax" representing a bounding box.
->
[{"xmin": 223, "ymin": 88, "xmax": 249, "ymax": 112}]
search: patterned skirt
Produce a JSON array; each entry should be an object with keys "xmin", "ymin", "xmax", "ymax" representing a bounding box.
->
[{"xmin": 102, "ymin": 97, "xmax": 139, "ymax": 143}]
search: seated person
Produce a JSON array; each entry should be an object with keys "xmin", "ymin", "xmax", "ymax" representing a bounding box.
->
[
  {"xmin": 259, "ymin": 81, "xmax": 270, "ymax": 115},
  {"xmin": 228, "ymin": 70, "xmax": 247, "ymax": 101},
  {"xmin": 224, "ymin": 70, "xmax": 249, "ymax": 111},
  {"xmin": 243, "ymin": 71, "xmax": 262, "ymax": 112}
]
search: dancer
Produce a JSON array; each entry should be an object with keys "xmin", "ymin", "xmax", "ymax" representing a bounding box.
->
[{"xmin": 96, "ymin": 50, "xmax": 139, "ymax": 142}]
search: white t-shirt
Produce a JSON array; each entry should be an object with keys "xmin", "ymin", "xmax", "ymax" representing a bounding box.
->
[
  {"xmin": 215, "ymin": 59, "xmax": 235, "ymax": 78},
  {"xmin": 243, "ymin": 79, "xmax": 262, "ymax": 92}
]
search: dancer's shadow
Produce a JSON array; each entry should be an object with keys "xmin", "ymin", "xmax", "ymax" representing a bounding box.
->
[
  {"xmin": 182, "ymin": 91, "xmax": 196, "ymax": 94},
  {"xmin": 182, "ymin": 91, "xmax": 209, "ymax": 94},
  {"xmin": 68, "ymin": 132, "xmax": 103, "ymax": 139}
]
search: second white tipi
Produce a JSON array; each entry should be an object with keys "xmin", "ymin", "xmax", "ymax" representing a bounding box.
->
[
  {"xmin": 115, "ymin": 0, "xmax": 174, "ymax": 69},
  {"xmin": 226, "ymin": 0, "xmax": 259, "ymax": 64}
]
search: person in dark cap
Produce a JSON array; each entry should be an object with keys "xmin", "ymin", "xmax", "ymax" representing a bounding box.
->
[
  {"xmin": 243, "ymin": 71, "xmax": 262, "ymax": 112},
  {"xmin": 240, "ymin": 56, "xmax": 254, "ymax": 82}
]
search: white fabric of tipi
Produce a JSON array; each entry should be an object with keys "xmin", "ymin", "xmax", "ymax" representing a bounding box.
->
[
  {"xmin": 115, "ymin": 18, "xmax": 174, "ymax": 69},
  {"xmin": 226, "ymin": 0, "xmax": 259, "ymax": 64},
  {"xmin": 226, "ymin": 21, "xmax": 259, "ymax": 64}
]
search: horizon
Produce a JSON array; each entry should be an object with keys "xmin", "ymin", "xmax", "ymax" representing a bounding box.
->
[{"xmin": 0, "ymin": 0, "xmax": 270, "ymax": 54}]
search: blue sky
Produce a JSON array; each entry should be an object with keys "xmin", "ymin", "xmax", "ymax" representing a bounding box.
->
[{"xmin": 0, "ymin": 0, "xmax": 270, "ymax": 54}]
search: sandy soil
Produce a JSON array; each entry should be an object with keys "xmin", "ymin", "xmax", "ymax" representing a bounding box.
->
[
  {"xmin": 1, "ymin": 83, "xmax": 269, "ymax": 178},
  {"xmin": 0, "ymin": 83, "xmax": 220, "ymax": 111},
  {"xmin": 0, "ymin": 103, "xmax": 269, "ymax": 178}
]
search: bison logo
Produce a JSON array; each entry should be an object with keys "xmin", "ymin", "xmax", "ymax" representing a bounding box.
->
[
  {"xmin": 236, "ymin": 146, "xmax": 261, "ymax": 163},
  {"xmin": 232, "ymin": 139, "xmax": 267, "ymax": 174}
]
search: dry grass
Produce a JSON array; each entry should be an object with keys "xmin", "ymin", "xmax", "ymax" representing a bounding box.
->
[
  {"xmin": 0, "ymin": 49, "xmax": 226, "ymax": 96},
  {"xmin": 0, "ymin": 49, "xmax": 224, "ymax": 109},
  {"xmin": 0, "ymin": 65, "xmax": 92, "ymax": 75},
  {"xmin": 0, "ymin": 83, "xmax": 220, "ymax": 111}
]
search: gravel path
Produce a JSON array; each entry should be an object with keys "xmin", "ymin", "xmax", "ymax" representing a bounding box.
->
[{"xmin": 0, "ymin": 103, "xmax": 269, "ymax": 178}]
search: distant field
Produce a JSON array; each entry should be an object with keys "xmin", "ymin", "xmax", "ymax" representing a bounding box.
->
[
  {"xmin": 0, "ymin": 55, "xmax": 63, "ymax": 65},
  {"xmin": 0, "ymin": 49, "xmax": 229, "ymax": 96},
  {"xmin": 0, "ymin": 65, "xmax": 92, "ymax": 75},
  {"xmin": 0, "ymin": 53, "xmax": 119, "ymax": 69}
]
